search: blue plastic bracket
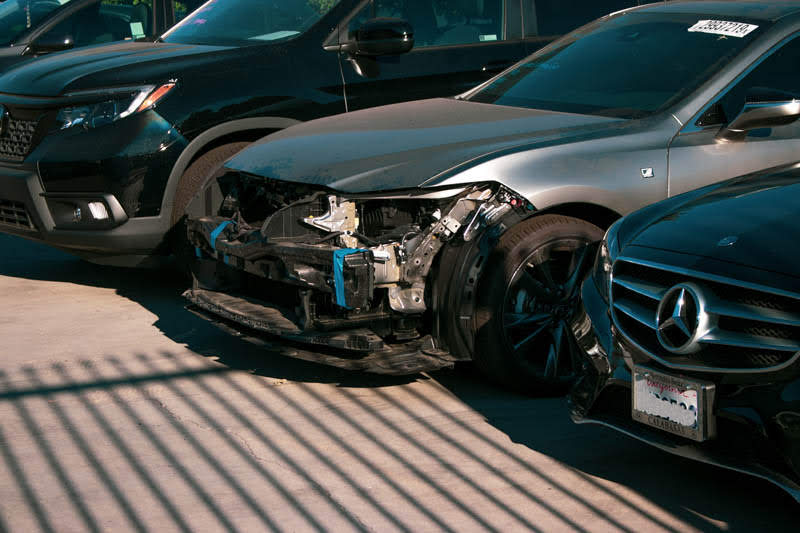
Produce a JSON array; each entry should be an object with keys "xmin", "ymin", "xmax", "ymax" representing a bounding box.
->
[
  {"xmin": 209, "ymin": 220, "xmax": 235, "ymax": 251},
  {"xmin": 332, "ymin": 248, "xmax": 368, "ymax": 309}
]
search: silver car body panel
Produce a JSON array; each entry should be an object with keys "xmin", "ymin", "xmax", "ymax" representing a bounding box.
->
[{"xmin": 225, "ymin": 8, "xmax": 800, "ymax": 218}]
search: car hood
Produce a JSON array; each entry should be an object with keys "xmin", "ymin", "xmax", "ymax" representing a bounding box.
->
[
  {"xmin": 0, "ymin": 41, "xmax": 231, "ymax": 96},
  {"xmin": 0, "ymin": 45, "xmax": 25, "ymax": 75},
  {"xmin": 627, "ymin": 169, "xmax": 800, "ymax": 279},
  {"xmin": 226, "ymin": 98, "xmax": 625, "ymax": 193}
]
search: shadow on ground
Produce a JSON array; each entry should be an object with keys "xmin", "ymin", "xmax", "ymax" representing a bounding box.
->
[
  {"xmin": 434, "ymin": 367, "xmax": 799, "ymax": 529},
  {"xmin": 1, "ymin": 234, "xmax": 797, "ymax": 531},
  {"xmin": 0, "ymin": 234, "xmax": 409, "ymax": 388}
]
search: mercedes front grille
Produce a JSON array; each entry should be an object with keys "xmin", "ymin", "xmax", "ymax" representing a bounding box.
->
[{"xmin": 610, "ymin": 257, "xmax": 800, "ymax": 372}]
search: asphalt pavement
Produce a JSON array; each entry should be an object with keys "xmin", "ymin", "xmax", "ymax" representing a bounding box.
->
[{"xmin": 0, "ymin": 233, "xmax": 797, "ymax": 532}]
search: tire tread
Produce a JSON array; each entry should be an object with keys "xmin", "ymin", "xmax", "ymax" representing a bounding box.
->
[{"xmin": 472, "ymin": 214, "xmax": 603, "ymax": 395}]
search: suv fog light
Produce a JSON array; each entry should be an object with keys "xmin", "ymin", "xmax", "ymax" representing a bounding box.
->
[
  {"xmin": 45, "ymin": 193, "xmax": 128, "ymax": 230},
  {"xmin": 88, "ymin": 201, "xmax": 109, "ymax": 220}
]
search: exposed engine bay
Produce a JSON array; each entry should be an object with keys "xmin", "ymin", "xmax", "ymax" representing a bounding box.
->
[{"xmin": 183, "ymin": 172, "xmax": 531, "ymax": 374}]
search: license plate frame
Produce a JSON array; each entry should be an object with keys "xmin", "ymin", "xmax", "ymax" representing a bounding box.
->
[{"xmin": 632, "ymin": 365, "xmax": 716, "ymax": 442}]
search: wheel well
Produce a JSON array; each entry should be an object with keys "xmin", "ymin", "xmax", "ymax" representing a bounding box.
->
[
  {"xmin": 536, "ymin": 202, "xmax": 621, "ymax": 230},
  {"xmin": 185, "ymin": 129, "xmax": 277, "ymax": 169}
]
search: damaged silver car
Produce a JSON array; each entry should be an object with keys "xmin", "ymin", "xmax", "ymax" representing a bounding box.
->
[{"xmin": 183, "ymin": 2, "xmax": 800, "ymax": 392}]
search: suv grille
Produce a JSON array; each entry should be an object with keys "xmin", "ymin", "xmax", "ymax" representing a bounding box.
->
[
  {"xmin": 0, "ymin": 199, "xmax": 35, "ymax": 230},
  {"xmin": 0, "ymin": 117, "xmax": 38, "ymax": 162},
  {"xmin": 611, "ymin": 257, "xmax": 800, "ymax": 372}
]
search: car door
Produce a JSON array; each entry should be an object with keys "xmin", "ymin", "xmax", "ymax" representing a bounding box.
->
[
  {"xmin": 31, "ymin": 0, "xmax": 157, "ymax": 50},
  {"xmin": 668, "ymin": 34, "xmax": 800, "ymax": 197},
  {"xmin": 334, "ymin": 0, "xmax": 528, "ymax": 111}
]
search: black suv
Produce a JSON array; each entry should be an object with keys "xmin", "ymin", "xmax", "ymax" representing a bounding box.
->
[
  {"xmin": 0, "ymin": 0, "xmax": 639, "ymax": 266},
  {"xmin": 0, "ymin": 0, "xmax": 202, "ymax": 73}
]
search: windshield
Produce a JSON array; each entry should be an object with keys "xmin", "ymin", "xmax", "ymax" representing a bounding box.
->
[
  {"xmin": 0, "ymin": 0, "xmax": 76, "ymax": 46},
  {"xmin": 468, "ymin": 12, "xmax": 768, "ymax": 119},
  {"xmin": 162, "ymin": 0, "xmax": 339, "ymax": 46}
]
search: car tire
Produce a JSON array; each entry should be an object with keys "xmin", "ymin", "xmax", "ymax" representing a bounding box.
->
[
  {"xmin": 473, "ymin": 214, "xmax": 603, "ymax": 395},
  {"xmin": 170, "ymin": 142, "xmax": 250, "ymax": 270},
  {"xmin": 171, "ymin": 141, "xmax": 250, "ymax": 227}
]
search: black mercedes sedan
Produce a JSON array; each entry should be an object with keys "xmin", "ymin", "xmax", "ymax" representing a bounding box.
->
[{"xmin": 570, "ymin": 163, "xmax": 800, "ymax": 501}]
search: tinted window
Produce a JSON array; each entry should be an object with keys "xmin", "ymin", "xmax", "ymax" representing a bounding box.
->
[
  {"xmin": 38, "ymin": 0, "xmax": 152, "ymax": 45},
  {"xmin": 162, "ymin": 0, "xmax": 339, "ymax": 46},
  {"xmin": 0, "ymin": 0, "xmax": 79, "ymax": 46},
  {"xmin": 469, "ymin": 12, "xmax": 766, "ymax": 119},
  {"xmin": 524, "ymin": 0, "xmax": 636, "ymax": 37},
  {"xmin": 348, "ymin": 0, "xmax": 505, "ymax": 48},
  {"xmin": 716, "ymin": 36, "xmax": 800, "ymax": 123}
]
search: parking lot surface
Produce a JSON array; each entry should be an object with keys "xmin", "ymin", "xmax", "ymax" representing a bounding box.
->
[{"xmin": 1, "ymin": 233, "xmax": 797, "ymax": 532}]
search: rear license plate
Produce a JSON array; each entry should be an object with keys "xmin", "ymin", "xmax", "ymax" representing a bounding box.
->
[{"xmin": 632, "ymin": 366, "xmax": 716, "ymax": 442}]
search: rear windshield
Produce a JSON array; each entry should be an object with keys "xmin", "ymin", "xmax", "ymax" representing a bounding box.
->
[
  {"xmin": 468, "ymin": 12, "xmax": 768, "ymax": 119},
  {"xmin": 162, "ymin": 0, "xmax": 339, "ymax": 46},
  {"xmin": 0, "ymin": 0, "xmax": 78, "ymax": 46}
]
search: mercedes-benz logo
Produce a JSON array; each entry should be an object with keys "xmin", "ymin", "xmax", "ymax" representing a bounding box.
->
[{"xmin": 655, "ymin": 282, "xmax": 710, "ymax": 354}]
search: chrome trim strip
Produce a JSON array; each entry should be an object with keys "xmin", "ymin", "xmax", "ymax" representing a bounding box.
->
[
  {"xmin": 700, "ymin": 330, "xmax": 800, "ymax": 352},
  {"xmin": 612, "ymin": 316, "xmax": 800, "ymax": 374},
  {"xmin": 705, "ymin": 299, "xmax": 800, "ymax": 327},
  {"xmin": 616, "ymin": 256, "xmax": 800, "ymax": 302},
  {"xmin": 613, "ymin": 300, "xmax": 657, "ymax": 330},
  {"xmin": 612, "ymin": 274, "xmax": 666, "ymax": 301}
]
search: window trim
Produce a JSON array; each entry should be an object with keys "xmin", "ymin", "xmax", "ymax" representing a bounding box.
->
[
  {"xmin": 325, "ymin": 0, "xmax": 514, "ymax": 51},
  {"xmin": 682, "ymin": 31, "xmax": 800, "ymax": 134},
  {"xmin": 31, "ymin": 0, "xmax": 161, "ymax": 47}
]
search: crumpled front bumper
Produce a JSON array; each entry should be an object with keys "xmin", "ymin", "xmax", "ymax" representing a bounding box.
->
[
  {"xmin": 182, "ymin": 215, "xmax": 457, "ymax": 375},
  {"xmin": 569, "ymin": 277, "xmax": 800, "ymax": 502}
]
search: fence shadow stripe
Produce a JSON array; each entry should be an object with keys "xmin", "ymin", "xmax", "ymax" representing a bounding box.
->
[
  {"xmin": 0, "ymin": 425, "xmax": 55, "ymax": 533},
  {"xmin": 52, "ymin": 362, "xmax": 194, "ymax": 533},
  {"xmin": 0, "ymin": 372, "xmax": 101, "ymax": 533},
  {"xmin": 22, "ymin": 367, "xmax": 147, "ymax": 533}
]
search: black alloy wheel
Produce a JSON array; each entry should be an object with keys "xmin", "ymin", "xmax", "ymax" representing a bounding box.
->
[{"xmin": 474, "ymin": 215, "xmax": 603, "ymax": 395}]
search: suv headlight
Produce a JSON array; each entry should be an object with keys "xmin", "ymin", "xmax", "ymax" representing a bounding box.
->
[
  {"xmin": 55, "ymin": 83, "xmax": 176, "ymax": 131},
  {"xmin": 592, "ymin": 218, "xmax": 622, "ymax": 303}
]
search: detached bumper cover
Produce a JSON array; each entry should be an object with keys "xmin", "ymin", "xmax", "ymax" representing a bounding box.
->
[
  {"xmin": 184, "ymin": 288, "xmax": 454, "ymax": 375},
  {"xmin": 569, "ymin": 278, "xmax": 800, "ymax": 502}
]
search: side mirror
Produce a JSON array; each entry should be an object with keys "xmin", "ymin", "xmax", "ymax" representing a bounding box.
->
[
  {"xmin": 24, "ymin": 36, "xmax": 74, "ymax": 55},
  {"xmin": 353, "ymin": 18, "xmax": 414, "ymax": 56},
  {"xmin": 718, "ymin": 100, "xmax": 800, "ymax": 141}
]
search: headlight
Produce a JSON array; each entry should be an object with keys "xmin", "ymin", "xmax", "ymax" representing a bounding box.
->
[
  {"xmin": 592, "ymin": 218, "xmax": 622, "ymax": 303},
  {"xmin": 55, "ymin": 83, "xmax": 176, "ymax": 131}
]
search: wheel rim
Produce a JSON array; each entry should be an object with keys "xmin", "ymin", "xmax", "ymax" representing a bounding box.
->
[{"xmin": 501, "ymin": 237, "xmax": 594, "ymax": 382}]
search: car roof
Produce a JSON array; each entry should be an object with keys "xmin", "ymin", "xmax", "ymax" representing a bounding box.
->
[{"xmin": 635, "ymin": 1, "xmax": 800, "ymax": 22}]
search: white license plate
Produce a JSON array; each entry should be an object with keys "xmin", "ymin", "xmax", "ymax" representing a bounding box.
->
[{"xmin": 632, "ymin": 366, "xmax": 716, "ymax": 442}]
